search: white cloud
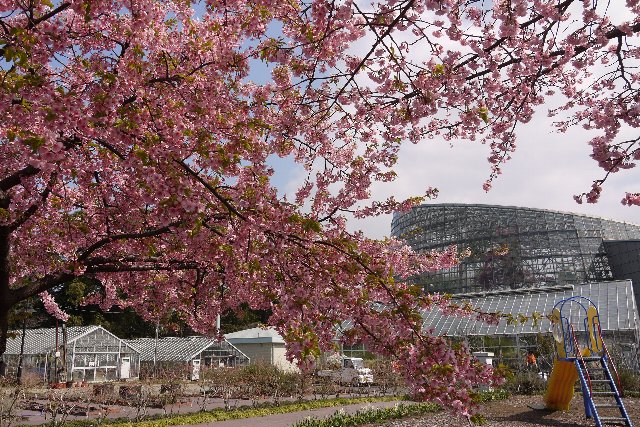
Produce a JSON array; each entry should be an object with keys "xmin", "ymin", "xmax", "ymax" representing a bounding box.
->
[
  {"xmin": 343, "ymin": 4, "xmax": 640, "ymax": 238},
  {"xmin": 348, "ymin": 107, "xmax": 640, "ymax": 239},
  {"xmin": 270, "ymin": 2, "xmax": 640, "ymax": 239}
]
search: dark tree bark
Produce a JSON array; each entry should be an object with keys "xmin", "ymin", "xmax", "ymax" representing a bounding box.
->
[{"xmin": 0, "ymin": 191, "xmax": 12, "ymax": 358}]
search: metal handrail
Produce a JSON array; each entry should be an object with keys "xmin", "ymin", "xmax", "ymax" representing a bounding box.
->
[
  {"xmin": 596, "ymin": 323, "xmax": 624, "ymax": 396},
  {"xmin": 569, "ymin": 323, "xmax": 592, "ymax": 393}
]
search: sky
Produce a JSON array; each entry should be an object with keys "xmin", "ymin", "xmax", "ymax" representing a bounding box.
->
[
  {"xmin": 265, "ymin": 3, "xmax": 640, "ymax": 240},
  {"xmin": 347, "ymin": 111, "xmax": 640, "ymax": 239},
  {"xmin": 270, "ymin": 106, "xmax": 640, "ymax": 240}
]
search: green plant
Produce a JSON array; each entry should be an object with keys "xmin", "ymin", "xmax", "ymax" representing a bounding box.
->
[
  {"xmin": 18, "ymin": 396, "xmax": 404, "ymax": 427},
  {"xmin": 618, "ymin": 368, "xmax": 640, "ymax": 394},
  {"xmin": 472, "ymin": 388, "xmax": 510, "ymax": 403},
  {"xmin": 504, "ymin": 372, "xmax": 546, "ymax": 395},
  {"xmin": 534, "ymin": 333, "xmax": 556, "ymax": 372},
  {"xmin": 469, "ymin": 414, "xmax": 487, "ymax": 425},
  {"xmin": 292, "ymin": 403, "xmax": 440, "ymax": 427},
  {"xmin": 492, "ymin": 363, "xmax": 514, "ymax": 383}
]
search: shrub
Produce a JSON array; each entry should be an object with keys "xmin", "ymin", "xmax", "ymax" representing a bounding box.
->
[
  {"xmin": 292, "ymin": 402, "xmax": 440, "ymax": 427},
  {"xmin": 504, "ymin": 372, "xmax": 546, "ymax": 395},
  {"xmin": 492, "ymin": 364, "xmax": 514, "ymax": 383},
  {"xmin": 472, "ymin": 388, "xmax": 510, "ymax": 403},
  {"xmin": 93, "ymin": 384, "xmax": 116, "ymax": 399},
  {"xmin": 0, "ymin": 379, "xmax": 24, "ymax": 427},
  {"xmin": 618, "ymin": 368, "xmax": 640, "ymax": 395},
  {"xmin": 368, "ymin": 359, "xmax": 403, "ymax": 395}
]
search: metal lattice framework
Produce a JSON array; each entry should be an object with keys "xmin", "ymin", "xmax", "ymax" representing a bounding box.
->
[
  {"xmin": 127, "ymin": 336, "xmax": 250, "ymax": 368},
  {"xmin": 422, "ymin": 281, "xmax": 640, "ymax": 370},
  {"xmin": 2, "ymin": 325, "xmax": 141, "ymax": 383},
  {"xmin": 423, "ymin": 282, "xmax": 638, "ymax": 338},
  {"xmin": 391, "ymin": 204, "xmax": 640, "ymax": 295}
]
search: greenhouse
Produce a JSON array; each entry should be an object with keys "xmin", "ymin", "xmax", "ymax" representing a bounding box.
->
[
  {"xmin": 2, "ymin": 325, "xmax": 141, "ymax": 383},
  {"xmin": 421, "ymin": 280, "xmax": 640, "ymax": 371},
  {"xmin": 391, "ymin": 204, "xmax": 640, "ymax": 314},
  {"xmin": 127, "ymin": 336, "xmax": 250, "ymax": 379}
]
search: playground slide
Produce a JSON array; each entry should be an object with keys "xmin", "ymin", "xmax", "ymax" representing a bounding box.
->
[{"xmin": 544, "ymin": 360, "xmax": 579, "ymax": 410}]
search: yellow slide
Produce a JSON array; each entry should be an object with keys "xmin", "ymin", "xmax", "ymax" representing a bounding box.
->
[
  {"xmin": 544, "ymin": 300, "xmax": 608, "ymax": 413},
  {"xmin": 544, "ymin": 359, "xmax": 579, "ymax": 410},
  {"xmin": 544, "ymin": 307, "xmax": 580, "ymax": 410}
]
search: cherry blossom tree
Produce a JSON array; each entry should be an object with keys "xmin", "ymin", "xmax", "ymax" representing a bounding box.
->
[{"xmin": 1, "ymin": 0, "xmax": 638, "ymax": 411}]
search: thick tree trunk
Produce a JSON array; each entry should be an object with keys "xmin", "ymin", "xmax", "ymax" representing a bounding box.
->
[
  {"xmin": 0, "ymin": 252, "xmax": 12, "ymax": 359},
  {"xmin": 0, "ymin": 193, "xmax": 13, "ymax": 359},
  {"xmin": 0, "ymin": 302, "xmax": 9, "ymax": 359}
]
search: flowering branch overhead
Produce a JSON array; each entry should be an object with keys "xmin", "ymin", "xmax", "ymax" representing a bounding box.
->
[{"xmin": 1, "ymin": 0, "xmax": 638, "ymax": 412}]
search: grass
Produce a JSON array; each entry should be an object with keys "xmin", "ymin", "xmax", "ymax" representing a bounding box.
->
[
  {"xmin": 473, "ymin": 388, "xmax": 510, "ymax": 403},
  {"xmin": 22, "ymin": 396, "xmax": 404, "ymax": 427},
  {"xmin": 291, "ymin": 391, "xmax": 514, "ymax": 427},
  {"xmin": 292, "ymin": 402, "xmax": 440, "ymax": 427},
  {"xmin": 21, "ymin": 390, "xmax": 513, "ymax": 427}
]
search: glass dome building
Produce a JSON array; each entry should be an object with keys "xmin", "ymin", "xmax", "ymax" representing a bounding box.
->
[{"xmin": 391, "ymin": 204, "xmax": 640, "ymax": 298}]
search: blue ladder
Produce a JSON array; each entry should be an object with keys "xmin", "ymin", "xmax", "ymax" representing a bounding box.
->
[{"xmin": 574, "ymin": 355, "xmax": 633, "ymax": 427}]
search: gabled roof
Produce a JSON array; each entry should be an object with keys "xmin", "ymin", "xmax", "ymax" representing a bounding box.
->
[
  {"xmin": 421, "ymin": 280, "xmax": 639, "ymax": 337},
  {"xmin": 3, "ymin": 325, "xmax": 135, "ymax": 355},
  {"xmin": 225, "ymin": 327, "xmax": 285, "ymax": 344},
  {"xmin": 127, "ymin": 336, "xmax": 249, "ymax": 362}
]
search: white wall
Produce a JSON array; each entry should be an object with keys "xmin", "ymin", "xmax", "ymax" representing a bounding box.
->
[
  {"xmin": 231, "ymin": 342, "xmax": 298, "ymax": 372},
  {"xmin": 271, "ymin": 345, "xmax": 298, "ymax": 372}
]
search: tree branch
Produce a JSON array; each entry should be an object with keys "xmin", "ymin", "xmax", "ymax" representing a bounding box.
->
[
  {"xmin": 175, "ymin": 160, "xmax": 248, "ymax": 221},
  {"xmin": 465, "ymin": 22, "xmax": 640, "ymax": 81},
  {"xmin": 77, "ymin": 221, "xmax": 183, "ymax": 262},
  {"xmin": 8, "ymin": 173, "xmax": 57, "ymax": 232},
  {"xmin": 330, "ymin": 0, "xmax": 416, "ymax": 109},
  {"xmin": 0, "ymin": 165, "xmax": 40, "ymax": 192},
  {"xmin": 27, "ymin": 2, "xmax": 71, "ymax": 30},
  {"xmin": 93, "ymin": 138, "xmax": 126, "ymax": 160},
  {"xmin": 87, "ymin": 263, "xmax": 199, "ymax": 273},
  {"xmin": 10, "ymin": 271, "xmax": 76, "ymax": 303}
]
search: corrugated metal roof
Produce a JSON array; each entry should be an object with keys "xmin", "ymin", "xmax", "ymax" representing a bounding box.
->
[
  {"xmin": 225, "ymin": 327, "xmax": 285, "ymax": 344},
  {"xmin": 422, "ymin": 280, "xmax": 639, "ymax": 336},
  {"xmin": 5, "ymin": 326, "xmax": 101, "ymax": 355},
  {"xmin": 127, "ymin": 336, "xmax": 248, "ymax": 362}
]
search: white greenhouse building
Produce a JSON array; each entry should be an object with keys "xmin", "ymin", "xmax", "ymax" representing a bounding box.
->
[
  {"xmin": 2, "ymin": 325, "xmax": 141, "ymax": 383},
  {"xmin": 127, "ymin": 336, "xmax": 250, "ymax": 379},
  {"xmin": 421, "ymin": 280, "xmax": 640, "ymax": 370}
]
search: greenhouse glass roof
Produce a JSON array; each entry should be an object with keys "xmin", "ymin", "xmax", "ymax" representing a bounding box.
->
[
  {"xmin": 421, "ymin": 280, "xmax": 639, "ymax": 337},
  {"xmin": 127, "ymin": 336, "xmax": 249, "ymax": 363},
  {"xmin": 4, "ymin": 326, "xmax": 124, "ymax": 355}
]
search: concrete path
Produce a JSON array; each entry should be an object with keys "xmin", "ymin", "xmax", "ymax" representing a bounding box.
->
[{"xmin": 173, "ymin": 401, "xmax": 407, "ymax": 427}]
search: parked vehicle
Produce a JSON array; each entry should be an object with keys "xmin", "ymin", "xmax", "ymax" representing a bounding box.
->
[{"xmin": 317, "ymin": 357, "xmax": 373, "ymax": 385}]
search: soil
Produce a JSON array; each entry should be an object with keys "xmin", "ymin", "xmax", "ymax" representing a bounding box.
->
[{"xmin": 377, "ymin": 395, "xmax": 639, "ymax": 426}]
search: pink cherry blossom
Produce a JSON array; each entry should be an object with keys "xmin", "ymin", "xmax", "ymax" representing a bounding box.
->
[{"xmin": 1, "ymin": 0, "xmax": 638, "ymax": 413}]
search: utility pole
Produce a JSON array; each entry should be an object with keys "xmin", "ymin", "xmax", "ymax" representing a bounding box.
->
[
  {"xmin": 54, "ymin": 319, "xmax": 59, "ymax": 384},
  {"xmin": 153, "ymin": 319, "xmax": 159, "ymax": 378},
  {"xmin": 16, "ymin": 317, "xmax": 26, "ymax": 383},
  {"xmin": 16, "ymin": 305, "xmax": 34, "ymax": 384},
  {"xmin": 62, "ymin": 323, "xmax": 67, "ymax": 383}
]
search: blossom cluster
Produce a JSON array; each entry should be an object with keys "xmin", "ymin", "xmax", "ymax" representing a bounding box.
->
[{"xmin": 1, "ymin": 0, "xmax": 638, "ymax": 413}]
